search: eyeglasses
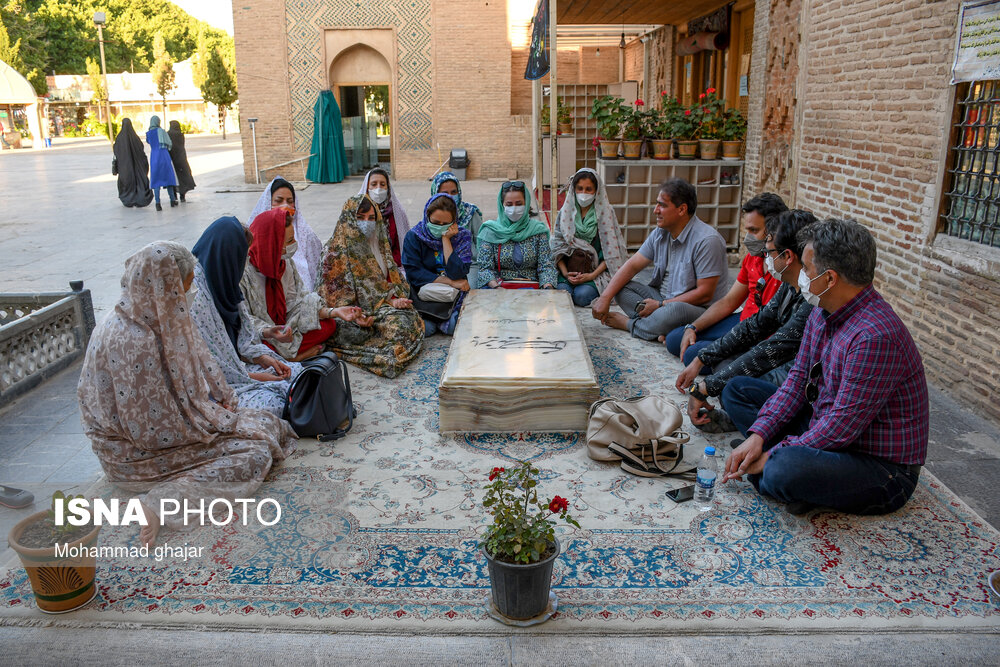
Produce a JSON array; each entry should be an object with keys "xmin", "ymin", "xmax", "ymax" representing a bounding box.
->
[
  {"xmin": 753, "ymin": 277, "xmax": 766, "ymax": 308},
  {"xmin": 805, "ymin": 361, "xmax": 823, "ymax": 403},
  {"xmin": 764, "ymin": 247, "xmax": 785, "ymax": 256}
]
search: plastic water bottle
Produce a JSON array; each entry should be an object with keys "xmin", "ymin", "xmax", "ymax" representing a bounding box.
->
[{"xmin": 694, "ymin": 446, "xmax": 718, "ymax": 512}]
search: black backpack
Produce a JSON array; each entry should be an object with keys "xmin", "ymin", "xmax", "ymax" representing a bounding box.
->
[{"xmin": 282, "ymin": 352, "xmax": 356, "ymax": 441}]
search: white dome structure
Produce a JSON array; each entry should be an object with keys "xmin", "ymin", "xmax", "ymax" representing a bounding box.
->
[{"xmin": 0, "ymin": 59, "xmax": 44, "ymax": 148}]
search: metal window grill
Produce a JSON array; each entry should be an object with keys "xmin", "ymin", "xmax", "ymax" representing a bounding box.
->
[{"xmin": 942, "ymin": 80, "xmax": 1000, "ymax": 248}]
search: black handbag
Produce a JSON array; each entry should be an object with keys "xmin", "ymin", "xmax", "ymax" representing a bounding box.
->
[
  {"xmin": 282, "ymin": 352, "xmax": 356, "ymax": 441},
  {"xmin": 409, "ymin": 286, "xmax": 455, "ymax": 322}
]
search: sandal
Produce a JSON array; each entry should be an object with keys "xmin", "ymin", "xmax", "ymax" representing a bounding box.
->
[{"xmin": 0, "ymin": 486, "xmax": 35, "ymax": 509}]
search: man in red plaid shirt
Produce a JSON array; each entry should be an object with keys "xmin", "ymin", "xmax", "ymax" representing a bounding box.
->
[{"xmin": 723, "ymin": 218, "xmax": 928, "ymax": 515}]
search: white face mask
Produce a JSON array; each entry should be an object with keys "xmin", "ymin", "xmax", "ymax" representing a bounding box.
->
[
  {"xmin": 369, "ymin": 187, "xmax": 388, "ymax": 205},
  {"xmin": 185, "ymin": 286, "xmax": 198, "ymax": 308},
  {"xmin": 797, "ymin": 269, "xmax": 830, "ymax": 307},
  {"xmin": 282, "ymin": 241, "xmax": 298, "ymax": 259},
  {"xmin": 504, "ymin": 204, "xmax": 526, "ymax": 220},
  {"xmin": 765, "ymin": 250, "xmax": 787, "ymax": 280},
  {"xmin": 357, "ymin": 218, "xmax": 378, "ymax": 239},
  {"xmin": 576, "ymin": 192, "xmax": 595, "ymax": 208}
]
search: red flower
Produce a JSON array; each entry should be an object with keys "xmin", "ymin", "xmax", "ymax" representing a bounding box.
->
[
  {"xmin": 592, "ymin": 136, "xmax": 599, "ymax": 147},
  {"xmin": 661, "ymin": 90, "xmax": 668, "ymax": 96},
  {"xmin": 684, "ymin": 109, "xmax": 692, "ymax": 116},
  {"xmin": 549, "ymin": 496, "xmax": 569, "ymax": 513},
  {"xmin": 707, "ymin": 87, "xmax": 716, "ymax": 94},
  {"xmin": 489, "ymin": 467, "xmax": 505, "ymax": 481},
  {"xmin": 635, "ymin": 99, "xmax": 645, "ymax": 106},
  {"xmin": 699, "ymin": 93, "xmax": 706, "ymax": 100}
]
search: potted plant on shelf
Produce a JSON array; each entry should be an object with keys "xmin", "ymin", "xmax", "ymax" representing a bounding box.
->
[
  {"xmin": 481, "ymin": 461, "xmax": 580, "ymax": 622},
  {"xmin": 695, "ymin": 87, "xmax": 725, "ymax": 160},
  {"xmin": 541, "ymin": 105, "xmax": 551, "ymax": 135},
  {"xmin": 557, "ymin": 97, "xmax": 573, "ymax": 134},
  {"xmin": 589, "ymin": 95, "xmax": 626, "ymax": 159},
  {"xmin": 673, "ymin": 103, "xmax": 701, "ymax": 159},
  {"xmin": 720, "ymin": 107, "xmax": 747, "ymax": 160},
  {"xmin": 621, "ymin": 99, "xmax": 649, "ymax": 159},
  {"xmin": 8, "ymin": 491, "xmax": 101, "ymax": 613},
  {"xmin": 649, "ymin": 93, "xmax": 681, "ymax": 159}
]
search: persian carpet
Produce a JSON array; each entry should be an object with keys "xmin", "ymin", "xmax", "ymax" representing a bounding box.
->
[{"xmin": 2, "ymin": 315, "xmax": 999, "ymax": 633}]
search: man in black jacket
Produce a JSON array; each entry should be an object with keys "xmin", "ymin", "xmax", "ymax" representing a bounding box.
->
[{"xmin": 675, "ymin": 210, "xmax": 817, "ymax": 431}]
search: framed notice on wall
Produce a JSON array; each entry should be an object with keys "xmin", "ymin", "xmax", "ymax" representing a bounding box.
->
[{"xmin": 952, "ymin": 0, "xmax": 1000, "ymax": 83}]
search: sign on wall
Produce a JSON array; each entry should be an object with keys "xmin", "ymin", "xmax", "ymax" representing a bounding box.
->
[{"xmin": 952, "ymin": 0, "xmax": 1000, "ymax": 83}]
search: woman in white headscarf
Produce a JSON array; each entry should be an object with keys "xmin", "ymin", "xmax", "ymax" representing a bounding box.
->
[
  {"xmin": 550, "ymin": 167, "xmax": 629, "ymax": 306},
  {"xmin": 248, "ymin": 177, "xmax": 324, "ymax": 291},
  {"xmin": 358, "ymin": 168, "xmax": 411, "ymax": 269},
  {"xmin": 77, "ymin": 241, "xmax": 297, "ymax": 547}
]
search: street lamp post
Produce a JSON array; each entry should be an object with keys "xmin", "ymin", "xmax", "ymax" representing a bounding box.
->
[
  {"xmin": 248, "ymin": 118, "xmax": 259, "ymax": 184},
  {"xmin": 93, "ymin": 12, "xmax": 114, "ymax": 143}
]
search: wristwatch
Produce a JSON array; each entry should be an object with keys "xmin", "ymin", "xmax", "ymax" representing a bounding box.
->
[
  {"xmin": 684, "ymin": 323, "xmax": 698, "ymax": 333},
  {"xmin": 688, "ymin": 382, "xmax": 708, "ymax": 401}
]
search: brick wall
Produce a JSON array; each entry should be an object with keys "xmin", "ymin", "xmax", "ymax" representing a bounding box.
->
[
  {"xmin": 510, "ymin": 47, "xmax": 619, "ymax": 116},
  {"xmin": 232, "ymin": 0, "xmax": 294, "ymax": 183},
  {"xmin": 624, "ymin": 41, "xmax": 643, "ymax": 92},
  {"xmin": 793, "ymin": 0, "xmax": 1000, "ymax": 423},
  {"xmin": 742, "ymin": 0, "xmax": 773, "ymax": 201}
]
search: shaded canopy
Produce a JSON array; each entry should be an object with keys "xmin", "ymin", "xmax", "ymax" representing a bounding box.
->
[
  {"xmin": 306, "ymin": 90, "xmax": 349, "ymax": 183},
  {"xmin": 0, "ymin": 59, "xmax": 36, "ymax": 104}
]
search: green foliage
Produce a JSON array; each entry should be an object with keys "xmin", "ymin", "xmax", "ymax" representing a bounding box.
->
[
  {"xmin": 695, "ymin": 87, "xmax": 726, "ymax": 140},
  {"xmin": 85, "ymin": 56, "xmax": 106, "ymax": 102},
  {"xmin": 621, "ymin": 99, "xmax": 654, "ymax": 141},
  {"xmin": 651, "ymin": 94, "xmax": 682, "ymax": 139},
  {"xmin": 540, "ymin": 105, "xmax": 550, "ymax": 125},
  {"xmin": 721, "ymin": 107, "xmax": 747, "ymax": 141},
  {"xmin": 480, "ymin": 461, "xmax": 580, "ymax": 564},
  {"xmin": 151, "ymin": 32, "xmax": 175, "ymax": 110},
  {"xmin": 0, "ymin": 17, "xmax": 23, "ymax": 70},
  {"xmin": 200, "ymin": 46, "xmax": 236, "ymax": 137},
  {"xmin": 47, "ymin": 490, "xmax": 86, "ymax": 539},
  {"xmin": 589, "ymin": 95, "xmax": 627, "ymax": 140},
  {"xmin": 1, "ymin": 0, "xmax": 233, "ymax": 97},
  {"xmin": 556, "ymin": 96, "xmax": 571, "ymax": 124},
  {"xmin": 191, "ymin": 27, "xmax": 209, "ymax": 90}
]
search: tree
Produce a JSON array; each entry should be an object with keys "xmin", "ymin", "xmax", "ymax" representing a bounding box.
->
[
  {"xmin": 85, "ymin": 56, "xmax": 106, "ymax": 117},
  {"xmin": 191, "ymin": 27, "xmax": 208, "ymax": 89},
  {"xmin": 150, "ymin": 32, "xmax": 174, "ymax": 117},
  {"xmin": 200, "ymin": 47, "xmax": 236, "ymax": 139},
  {"xmin": 0, "ymin": 19, "xmax": 24, "ymax": 71}
]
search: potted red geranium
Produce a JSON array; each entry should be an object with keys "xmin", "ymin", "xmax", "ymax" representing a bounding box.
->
[{"xmin": 481, "ymin": 461, "xmax": 580, "ymax": 622}]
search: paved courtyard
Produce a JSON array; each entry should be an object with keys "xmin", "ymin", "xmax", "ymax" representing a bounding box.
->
[{"xmin": 1, "ymin": 136, "xmax": 998, "ymax": 663}]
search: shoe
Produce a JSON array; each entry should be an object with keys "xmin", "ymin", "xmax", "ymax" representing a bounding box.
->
[
  {"xmin": 729, "ymin": 437, "xmax": 744, "ymax": 450},
  {"xmin": 786, "ymin": 501, "xmax": 815, "ymax": 516},
  {"xmin": 170, "ymin": 200, "xmax": 178, "ymax": 207},
  {"xmin": 155, "ymin": 203, "xmax": 163, "ymax": 211},
  {"xmin": 0, "ymin": 486, "xmax": 34, "ymax": 509},
  {"xmin": 694, "ymin": 408, "xmax": 738, "ymax": 434},
  {"xmin": 180, "ymin": 194, "xmax": 186, "ymax": 203}
]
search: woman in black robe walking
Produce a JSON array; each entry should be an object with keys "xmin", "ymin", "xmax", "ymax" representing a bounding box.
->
[
  {"xmin": 167, "ymin": 120, "xmax": 196, "ymax": 202},
  {"xmin": 112, "ymin": 118, "xmax": 153, "ymax": 208}
]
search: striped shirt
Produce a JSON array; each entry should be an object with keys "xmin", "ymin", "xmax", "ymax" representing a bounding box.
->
[{"xmin": 750, "ymin": 285, "xmax": 928, "ymax": 465}]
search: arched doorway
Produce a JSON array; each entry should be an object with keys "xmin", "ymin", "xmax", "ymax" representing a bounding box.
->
[{"xmin": 329, "ymin": 44, "xmax": 393, "ymax": 176}]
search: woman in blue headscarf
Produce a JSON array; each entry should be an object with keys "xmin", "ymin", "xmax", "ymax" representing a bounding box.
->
[
  {"xmin": 402, "ymin": 194, "xmax": 473, "ymax": 336},
  {"xmin": 475, "ymin": 181, "xmax": 557, "ymax": 289},
  {"xmin": 146, "ymin": 115, "xmax": 178, "ymax": 211},
  {"xmin": 432, "ymin": 171, "xmax": 482, "ymax": 286}
]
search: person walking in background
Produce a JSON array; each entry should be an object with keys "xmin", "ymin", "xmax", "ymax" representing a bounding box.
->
[
  {"xmin": 167, "ymin": 120, "xmax": 196, "ymax": 202},
  {"xmin": 111, "ymin": 118, "xmax": 153, "ymax": 208},
  {"xmin": 146, "ymin": 115, "xmax": 178, "ymax": 211}
]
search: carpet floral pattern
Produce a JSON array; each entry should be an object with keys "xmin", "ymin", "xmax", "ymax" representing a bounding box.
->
[{"xmin": 2, "ymin": 316, "xmax": 999, "ymax": 632}]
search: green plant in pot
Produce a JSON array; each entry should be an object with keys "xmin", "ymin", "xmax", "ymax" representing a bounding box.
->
[
  {"xmin": 541, "ymin": 105, "xmax": 551, "ymax": 134},
  {"xmin": 720, "ymin": 107, "xmax": 747, "ymax": 160},
  {"xmin": 673, "ymin": 103, "xmax": 702, "ymax": 159},
  {"xmin": 481, "ymin": 461, "xmax": 580, "ymax": 622},
  {"xmin": 695, "ymin": 87, "xmax": 725, "ymax": 159},
  {"xmin": 556, "ymin": 96, "xmax": 573, "ymax": 134},
  {"xmin": 589, "ymin": 95, "xmax": 626, "ymax": 159},
  {"xmin": 649, "ymin": 93, "xmax": 681, "ymax": 159},
  {"xmin": 8, "ymin": 491, "xmax": 102, "ymax": 613}
]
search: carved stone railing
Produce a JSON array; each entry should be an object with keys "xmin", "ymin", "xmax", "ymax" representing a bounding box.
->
[{"xmin": 0, "ymin": 281, "xmax": 96, "ymax": 406}]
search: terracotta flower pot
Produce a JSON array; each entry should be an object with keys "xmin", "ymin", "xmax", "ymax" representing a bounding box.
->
[
  {"xmin": 558, "ymin": 122, "xmax": 573, "ymax": 135},
  {"xmin": 622, "ymin": 139, "xmax": 644, "ymax": 159},
  {"xmin": 649, "ymin": 139, "xmax": 673, "ymax": 160},
  {"xmin": 676, "ymin": 140, "xmax": 699, "ymax": 159},
  {"xmin": 8, "ymin": 510, "xmax": 101, "ymax": 614},
  {"xmin": 698, "ymin": 139, "xmax": 721, "ymax": 160},
  {"xmin": 541, "ymin": 124, "xmax": 551, "ymax": 135},
  {"xmin": 722, "ymin": 140, "xmax": 743, "ymax": 160},
  {"xmin": 598, "ymin": 139, "xmax": 620, "ymax": 159},
  {"xmin": 484, "ymin": 538, "xmax": 559, "ymax": 621}
]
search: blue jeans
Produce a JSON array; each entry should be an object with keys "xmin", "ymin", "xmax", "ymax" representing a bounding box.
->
[
  {"xmin": 664, "ymin": 313, "xmax": 741, "ymax": 370},
  {"xmin": 423, "ymin": 308, "xmax": 460, "ymax": 336},
  {"xmin": 721, "ymin": 376, "xmax": 920, "ymax": 515},
  {"xmin": 154, "ymin": 185, "xmax": 176, "ymax": 204},
  {"xmin": 556, "ymin": 281, "xmax": 599, "ymax": 307}
]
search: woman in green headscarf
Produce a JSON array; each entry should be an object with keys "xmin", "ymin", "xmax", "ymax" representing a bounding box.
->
[
  {"xmin": 475, "ymin": 181, "xmax": 558, "ymax": 289},
  {"xmin": 551, "ymin": 167, "xmax": 629, "ymax": 306}
]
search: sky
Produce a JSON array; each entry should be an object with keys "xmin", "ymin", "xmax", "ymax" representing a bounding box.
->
[{"xmin": 171, "ymin": 0, "xmax": 234, "ymax": 35}]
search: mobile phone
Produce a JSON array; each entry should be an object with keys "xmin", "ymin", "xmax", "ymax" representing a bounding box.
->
[{"xmin": 666, "ymin": 484, "xmax": 696, "ymax": 503}]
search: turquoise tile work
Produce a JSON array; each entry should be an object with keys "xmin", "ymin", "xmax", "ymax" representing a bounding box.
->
[{"xmin": 286, "ymin": 0, "xmax": 433, "ymax": 152}]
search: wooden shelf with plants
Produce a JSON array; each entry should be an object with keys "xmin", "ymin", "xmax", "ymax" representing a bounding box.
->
[
  {"xmin": 597, "ymin": 159, "xmax": 745, "ymax": 253},
  {"xmin": 546, "ymin": 82, "xmax": 639, "ymax": 171}
]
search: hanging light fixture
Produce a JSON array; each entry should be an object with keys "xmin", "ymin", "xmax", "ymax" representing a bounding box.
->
[
  {"xmin": 620, "ymin": 10, "xmax": 626, "ymax": 49},
  {"xmin": 596, "ymin": 47, "xmax": 601, "ymax": 57}
]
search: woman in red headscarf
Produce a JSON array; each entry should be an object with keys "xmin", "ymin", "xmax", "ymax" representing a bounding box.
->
[{"xmin": 240, "ymin": 208, "xmax": 365, "ymax": 361}]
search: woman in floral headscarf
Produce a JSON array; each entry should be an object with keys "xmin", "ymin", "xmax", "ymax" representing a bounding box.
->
[
  {"xmin": 77, "ymin": 241, "xmax": 297, "ymax": 547},
  {"xmin": 359, "ymin": 168, "xmax": 410, "ymax": 269},
  {"xmin": 240, "ymin": 208, "xmax": 363, "ymax": 362},
  {"xmin": 402, "ymin": 194, "xmax": 473, "ymax": 336},
  {"xmin": 317, "ymin": 195, "xmax": 423, "ymax": 378},
  {"xmin": 551, "ymin": 167, "xmax": 629, "ymax": 306}
]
